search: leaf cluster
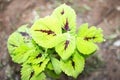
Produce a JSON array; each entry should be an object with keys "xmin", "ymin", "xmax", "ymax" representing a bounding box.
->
[{"xmin": 7, "ymin": 4, "xmax": 104, "ymax": 80}]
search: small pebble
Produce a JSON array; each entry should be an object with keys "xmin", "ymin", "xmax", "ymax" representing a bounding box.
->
[
  {"xmin": 113, "ymin": 40, "xmax": 120, "ymax": 47},
  {"xmin": 116, "ymin": 6, "xmax": 120, "ymax": 11}
]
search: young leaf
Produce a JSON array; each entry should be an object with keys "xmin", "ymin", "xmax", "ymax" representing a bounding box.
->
[
  {"xmin": 52, "ymin": 4, "xmax": 76, "ymax": 34},
  {"xmin": 32, "ymin": 57, "xmax": 50, "ymax": 76},
  {"xmin": 77, "ymin": 37, "xmax": 98, "ymax": 55},
  {"xmin": 77, "ymin": 23, "xmax": 104, "ymax": 55},
  {"xmin": 60, "ymin": 51, "xmax": 85, "ymax": 78},
  {"xmin": 30, "ymin": 16, "xmax": 67, "ymax": 48},
  {"xmin": 92, "ymin": 27, "xmax": 104, "ymax": 42},
  {"xmin": 55, "ymin": 36, "xmax": 76, "ymax": 60},
  {"xmin": 51, "ymin": 57, "xmax": 62, "ymax": 74},
  {"xmin": 12, "ymin": 47, "xmax": 38, "ymax": 63},
  {"xmin": 77, "ymin": 23, "xmax": 104, "ymax": 43},
  {"xmin": 21, "ymin": 64, "xmax": 46, "ymax": 80},
  {"xmin": 21, "ymin": 64, "xmax": 33, "ymax": 80},
  {"xmin": 30, "ymin": 72, "xmax": 46, "ymax": 80},
  {"xmin": 46, "ymin": 69, "xmax": 61, "ymax": 79},
  {"xmin": 46, "ymin": 62, "xmax": 54, "ymax": 70},
  {"xmin": 77, "ymin": 23, "xmax": 88, "ymax": 37},
  {"xmin": 7, "ymin": 25, "xmax": 38, "ymax": 63},
  {"xmin": 26, "ymin": 52, "xmax": 48, "ymax": 64}
]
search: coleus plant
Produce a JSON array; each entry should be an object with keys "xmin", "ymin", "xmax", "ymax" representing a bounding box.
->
[{"xmin": 7, "ymin": 4, "xmax": 104, "ymax": 80}]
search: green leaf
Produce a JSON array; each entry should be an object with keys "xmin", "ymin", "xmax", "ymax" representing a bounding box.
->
[
  {"xmin": 77, "ymin": 23, "xmax": 104, "ymax": 43},
  {"xmin": 77, "ymin": 23, "xmax": 104, "ymax": 55},
  {"xmin": 60, "ymin": 51, "xmax": 85, "ymax": 78},
  {"xmin": 51, "ymin": 57, "xmax": 61, "ymax": 74},
  {"xmin": 47, "ymin": 62, "xmax": 54, "ymax": 70},
  {"xmin": 46, "ymin": 69, "xmax": 60, "ymax": 79},
  {"xmin": 92, "ymin": 27, "xmax": 104, "ymax": 42},
  {"xmin": 21, "ymin": 64, "xmax": 46, "ymax": 80},
  {"xmin": 32, "ymin": 57, "xmax": 50, "ymax": 76},
  {"xmin": 26, "ymin": 52, "xmax": 48, "ymax": 64},
  {"xmin": 30, "ymin": 16, "xmax": 67, "ymax": 48},
  {"xmin": 77, "ymin": 37, "xmax": 98, "ymax": 55},
  {"xmin": 12, "ymin": 47, "xmax": 38, "ymax": 63},
  {"xmin": 55, "ymin": 36, "xmax": 76, "ymax": 60},
  {"xmin": 7, "ymin": 25, "xmax": 38, "ymax": 63},
  {"xmin": 21, "ymin": 64, "xmax": 33, "ymax": 80},
  {"xmin": 52, "ymin": 4, "xmax": 76, "ymax": 34},
  {"xmin": 30, "ymin": 72, "xmax": 46, "ymax": 80},
  {"xmin": 77, "ymin": 23, "xmax": 88, "ymax": 37}
]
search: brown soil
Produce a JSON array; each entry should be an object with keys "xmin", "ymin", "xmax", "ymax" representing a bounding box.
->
[{"xmin": 0, "ymin": 0, "xmax": 120, "ymax": 80}]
